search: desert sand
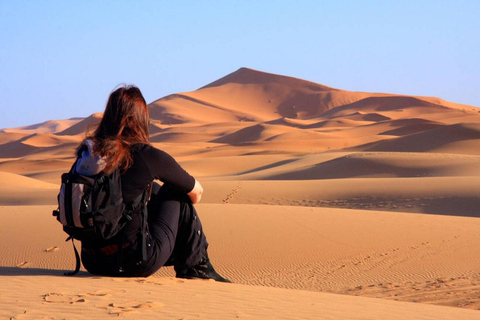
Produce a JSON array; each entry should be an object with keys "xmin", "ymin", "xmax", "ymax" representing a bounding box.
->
[{"xmin": 1, "ymin": 68, "xmax": 480, "ymax": 319}]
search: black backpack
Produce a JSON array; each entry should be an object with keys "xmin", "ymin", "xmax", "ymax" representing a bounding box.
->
[{"xmin": 53, "ymin": 161, "xmax": 151, "ymax": 275}]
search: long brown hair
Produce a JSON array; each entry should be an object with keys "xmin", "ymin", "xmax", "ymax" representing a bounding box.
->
[{"xmin": 86, "ymin": 85, "xmax": 150, "ymax": 173}]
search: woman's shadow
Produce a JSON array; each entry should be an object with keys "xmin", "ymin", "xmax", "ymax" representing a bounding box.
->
[{"xmin": 0, "ymin": 266, "xmax": 89, "ymax": 276}]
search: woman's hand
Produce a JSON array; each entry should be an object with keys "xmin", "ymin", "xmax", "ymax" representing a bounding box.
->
[{"xmin": 188, "ymin": 179, "xmax": 203, "ymax": 204}]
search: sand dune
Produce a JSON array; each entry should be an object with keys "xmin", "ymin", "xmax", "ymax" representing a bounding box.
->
[
  {"xmin": 0, "ymin": 131, "xmax": 30, "ymax": 145},
  {"xmin": 249, "ymin": 152, "xmax": 480, "ymax": 180},
  {"xmin": 57, "ymin": 113, "xmax": 102, "ymax": 136},
  {"xmin": 378, "ymin": 118, "xmax": 443, "ymax": 136},
  {"xmin": 0, "ymin": 132, "xmax": 79, "ymax": 159},
  {"xmin": 0, "ymin": 172, "xmax": 58, "ymax": 205},
  {"xmin": 5, "ymin": 118, "xmax": 83, "ymax": 134},
  {"xmin": 151, "ymin": 68, "xmax": 370, "ymax": 123},
  {"xmin": 1, "ymin": 68, "xmax": 480, "ymax": 318},
  {"xmin": 367, "ymin": 123, "xmax": 480, "ymax": 154}
]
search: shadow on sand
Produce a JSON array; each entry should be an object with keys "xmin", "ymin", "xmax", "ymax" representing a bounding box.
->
[{"xmin": 0, "ymin": 266, "xmax": 89, "ymax": 277}]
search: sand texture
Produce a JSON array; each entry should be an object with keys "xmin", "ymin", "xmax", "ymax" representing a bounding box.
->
[{"xmin": 1, "ymin": 68, "xmax": 480, "ymax": 319}]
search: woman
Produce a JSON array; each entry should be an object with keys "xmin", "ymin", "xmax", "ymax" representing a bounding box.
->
[{"xmin": 75, "ymin": 85, "xmax": 230, "ymax": 282}]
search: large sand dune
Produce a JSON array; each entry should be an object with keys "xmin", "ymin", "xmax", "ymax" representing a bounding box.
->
[{"xmin": 1, "ymin": 68, "xmax": 480, "ymax": 319}]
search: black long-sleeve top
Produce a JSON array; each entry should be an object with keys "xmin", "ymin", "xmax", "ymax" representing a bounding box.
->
[{"xmin": 122, "ymin": 144, "xmax": 195, "ymax": 203}]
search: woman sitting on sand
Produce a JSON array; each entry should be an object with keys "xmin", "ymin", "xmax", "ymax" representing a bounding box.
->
[{"xmin": 74, "ymin": 85, "xmax": 230, "ymax": 282}]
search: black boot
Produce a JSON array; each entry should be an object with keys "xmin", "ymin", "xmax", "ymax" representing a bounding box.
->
[{"xmin": 176, "ymin": 254, "xmax": 231, "ymax": 283}]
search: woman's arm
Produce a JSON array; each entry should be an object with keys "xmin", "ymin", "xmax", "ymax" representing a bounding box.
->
[
  {"xmin": 187, "ymin": 179, "xmax": 203, "ymax": 204},
  {"xmin": 140, "ymin": 145, "xmax": 201, "ymax": 201}
]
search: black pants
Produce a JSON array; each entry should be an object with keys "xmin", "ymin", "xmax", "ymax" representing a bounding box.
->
[
  {"xmin": 145, "ymin": 183, "xmax": 208, "ymax": 274},
  {"xmin": 81, "ymin": 183, "xmax": 208, "ymax": 277}
]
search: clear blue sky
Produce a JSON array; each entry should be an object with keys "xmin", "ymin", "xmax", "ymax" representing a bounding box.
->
[{"xmin": 1, "ymin": 0, "xmax": 479, "ymax": 129}]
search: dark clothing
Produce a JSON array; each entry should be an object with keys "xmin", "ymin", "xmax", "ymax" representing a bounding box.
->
[
  {"xmin": 143, "ymin": 184, "xmax": 207, "ymax": 274},
  {"xmin": 122, "ymin": 144, "xmax": 195, "ymax": 203},
  {"xmin": 80, "ymin": 144, "xmax": 207, "ymax": 277}
]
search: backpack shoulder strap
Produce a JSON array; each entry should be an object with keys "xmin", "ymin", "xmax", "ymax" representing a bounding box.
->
[
  {"xmin": 64, "ymin": 238, "xmax": 81, "ymax": 276},
  {"xmin": 116, "ymin": 181, "xmax": 153, "ymax": 272}
]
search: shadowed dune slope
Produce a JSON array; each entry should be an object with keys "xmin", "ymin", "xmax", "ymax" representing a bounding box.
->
[
  {"xmin": 366, "ymin": 123, "xmax": 480, "ymax": 154},
  {"xmin": 56, "ymin": 113, "xmax": 102, "ymax": 136}
]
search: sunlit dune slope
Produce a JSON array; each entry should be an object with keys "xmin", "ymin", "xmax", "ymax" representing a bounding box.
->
[
  {"xmin": 0, "ymin": 171, "xmax": 57, "ymax": 205},
  {"xmin": 4, "ymin": 118, "xmax": 83, "ymax": 134},
  {"xmin": 148, "ymin": 67, "xmax": 477, "ymax": 125}
]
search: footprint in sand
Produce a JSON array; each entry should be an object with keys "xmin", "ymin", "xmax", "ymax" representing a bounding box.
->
[
  {"xmin": 45, "ymin": 246, "xmax": 60, "ymax": 252},
  {"xmin": 44, "ymin": 289, "xmax": 162, "ymax": 316},
  {"xmin": 223, "ymin": 183, "xmax": 242, "ymax": 204},
  {"xmin": 97, "ymin": 301, "xmax": 164, "ymax": 315},
  {"xmin": 89, "ymin": 289, "xmax": 114, "ymax": 297},
  {"xmin": 43, "ymin": 293, "xmax": 87, "ymax": 304},
  {"xmin": 16, "ymin": 261, "xmax": 29, "ymax": 267}
]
